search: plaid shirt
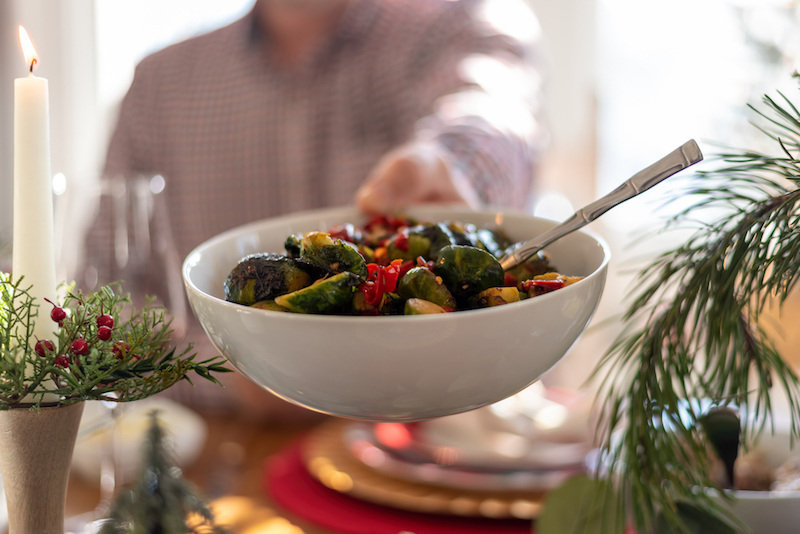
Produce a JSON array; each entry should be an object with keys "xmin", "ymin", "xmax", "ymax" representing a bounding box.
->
[
  {"xmin": 104, "ymin": 0, "xmax": 543, "ymax": 262},
  {"xmin": 100, "ymin": 0, "xmax": 543, "ymax": 412}
]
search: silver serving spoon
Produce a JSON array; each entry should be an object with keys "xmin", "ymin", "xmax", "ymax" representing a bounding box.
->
[{"xmin": 499, "ymin": 139, "xmax": 704, "ymax": 271}]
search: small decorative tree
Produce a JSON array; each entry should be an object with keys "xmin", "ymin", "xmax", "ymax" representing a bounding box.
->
[{"xmin": 99, "ymin": 411, "xmax": 227, "ymax": 534}]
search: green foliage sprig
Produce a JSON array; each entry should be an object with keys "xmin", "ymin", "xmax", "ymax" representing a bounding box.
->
[
  {"xmin": 587, "ymin": 82, "xmax": 800, "ymax": 533},
  {"xmin": 0, "ymin": 272, "xmax": 230, "ymax": 409}
]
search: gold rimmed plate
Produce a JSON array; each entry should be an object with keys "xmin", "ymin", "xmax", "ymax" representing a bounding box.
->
[
  {"xmin": 342, "ymin": 422, "xmax": 584, "ymax": 492},
  {"xmin": 302, "ymin": 420, "xmax": 547, "ymax": 520}
]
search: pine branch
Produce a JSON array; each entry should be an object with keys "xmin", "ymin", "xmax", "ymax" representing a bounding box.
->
[{"xmin": 592, "ymin": 83, "xmax": 800, "ymax": 533}]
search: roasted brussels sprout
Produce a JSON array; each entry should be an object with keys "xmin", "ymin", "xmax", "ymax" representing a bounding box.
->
[
  {"xmin": 404, "ymin": 298, "xmax": 449, "ymax": 315},
  {"xmin": 470, "ymin": 226, "xmax": 513, "ymax": 258},
  {"xmin": 396, "ymin": 267, "xmax": 456, "ymax": 309},
  {"xmin": 251, "ymin": 300, "xmax": 289, "ymax": 312},
  {"xmin": 300, "ymin": 232, "xmax": 368, "ymax": 277},
  {"xmin": 504, "ymin": 250, "xmax": 555, "ymax": 286},
  {"xmin": 224, "ymin": 214, "xmax": 580, "ymax": 316},
  {"xmin": 416, "ymin": 223, "xmax": 471, "ymax": 258},
  {"xmin": 350, "ymin": 289, "xmax": 374, "ymax": 315},
  {"xmin": 476, "ymin": 287, "xmax": 521, "ymax": 307},
  {"xmin": 274, "ymin": 271, "xmax": 361, "ymax": 314},
  {"xmin": 434, "ymin": 245, "xmax": 505, "ymax": 303},
  {"xmin": 386, "ymin": 232, "xmax": 432, "ymax": 262},
  {"xmin": 284, "ymin": 234, "xmax": 302, "ymax": 258},
  {"xmin": 224, "ymin": 253, "xmax": 315, "ymax": 305},
  {"xmin": 351, "ymin": 290, "xmax": 405, "ymax": 315}
]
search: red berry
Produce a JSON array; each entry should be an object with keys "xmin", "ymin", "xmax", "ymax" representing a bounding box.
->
[
  {"xmin": 50, "ymin": 306, "xmax": 67, "ymax": 323},
  {"xmin": 97, "ymin": 326, "xmax": 113, "ymax": 341},
  {"xmin": 97, "ymin": 314, "xmax": 115, "ymax": 329},
  {"xmin": 71, "ymin": 339, "xmax": 89, "ymax": 356},
  {"xmin": 112, "ymin": 341, "xmax": 130, "ymax": 359},
  {"xmin": 54, "ymin": 355, "xmax": 70, "ymax": 368},
  {"xmin": 34, "ymin": 339, "xmax": 55, "ymax": 357}
]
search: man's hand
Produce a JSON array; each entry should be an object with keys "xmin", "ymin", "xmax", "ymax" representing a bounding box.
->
[{"xmin": 355, "ymin": 141, "xmax": 480, "ymax": 213}]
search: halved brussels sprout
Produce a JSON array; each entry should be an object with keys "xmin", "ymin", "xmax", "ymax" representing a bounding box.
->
[
  {"xmin": 396, "ymin": 267, "xmax": 456, "ymax": 309},
  {"xmin": 300, "ymin": 232, "xmax": 368, "ymax": 277},
  {"xmin": 224, "ymin": 253, "xmax": 315, "ymax": 305},
  {"xmin": 275, "ymin": 271, "xmax": 361, "ymax": 314},
  {"xmin": 476, "ymin": 287, "xmax": 521, "ymax": 307},
  {"xmin": 251, "ymin": 300, "xmax": 289, "ymax": 312},
  {"xmin": 433, "ymin": 245, "xmax": 505, "ymax": 303},
  {"xmin": 504, "ymin": 250, "xmax": 554, "ymax": 285},
  {"xmin": 351, "ymin": 290, "xmax": 404, "ymax": 315},
  {"xmin": 404, "ymin": 298, "xmax": 449, "ymax": 315},
  {"xmin": 416, "ymin": 223, "xmax": 471, "ymax": 258},
  {"xmin": 386, "ymin": 233, "xmax": 432, "ymax": 262}
]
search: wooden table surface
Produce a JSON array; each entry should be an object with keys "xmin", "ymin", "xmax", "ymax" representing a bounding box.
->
[{"xmin": 65, "ymin": 411, "xmax": 336, "ymax": 533}]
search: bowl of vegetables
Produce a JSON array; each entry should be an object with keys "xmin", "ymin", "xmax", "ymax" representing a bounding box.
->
[{"xmin": 182, "ymin": 205, "xmax": 609, "ymax": 421}]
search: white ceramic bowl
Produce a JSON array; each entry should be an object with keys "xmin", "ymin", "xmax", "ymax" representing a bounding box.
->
[
  {"xmin": 182, "ymin": 205, "xmax": 609, "ymax": 421},
  {"xmin": 716, "ymin": 424, "xmax": 800, "ymax": 534}
]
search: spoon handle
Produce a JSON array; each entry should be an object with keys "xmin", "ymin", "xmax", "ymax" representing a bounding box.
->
[{"xmin": 499, "ymin": 139, "xmax": 703, "ymax": 271}]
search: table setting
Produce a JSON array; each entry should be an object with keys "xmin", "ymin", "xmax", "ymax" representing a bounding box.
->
[{"xmin": 262, "ymin": 383, "xmax": 594, "ymax": 531}]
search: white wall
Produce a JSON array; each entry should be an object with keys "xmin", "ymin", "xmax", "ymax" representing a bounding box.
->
[
  {"xmin": 527, "ymin": 0, "xmax": 598, "ymax": 214},
  {"xmin": 0, "ymin": 2, "xmax": 15, "ymax": 251}
]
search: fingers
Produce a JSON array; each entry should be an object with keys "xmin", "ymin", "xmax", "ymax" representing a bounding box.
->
[
  {"xmin": 356, "ymin": 154, "xmax": 427, "ymax": 213},
  {"xmin": 355, "ymin": 142, "xmax": 479, "ymax": 214}
]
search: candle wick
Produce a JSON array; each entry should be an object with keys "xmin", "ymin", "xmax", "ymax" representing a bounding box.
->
[{"xmin": 29, "ymin": 58, "xmax": 36, "ymax": 74}]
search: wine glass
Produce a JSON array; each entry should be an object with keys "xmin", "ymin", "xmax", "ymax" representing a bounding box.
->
[
  {"xmin": 62, "ymin": 174, "xmax": 187, "ymax": 336},
  {"xmin": 58, "ymin": 174, "xmax": 188, "ymax": 532}
]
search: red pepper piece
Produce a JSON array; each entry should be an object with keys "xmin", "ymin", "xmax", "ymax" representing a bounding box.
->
[
  {"xmin": 504, "ymin": 272, "xmax": 517, "ymax": 287},
  {"xmin": 532, "ymin": 279, "xmax": 566, "ymax": 289},
  {"xmin": 382, "ymin": 259, "xmax": 404, "ymax": 293},
  {"xmin": 328, "ymin": 224, "xmax": 358, "ymax": 243},
  {"xmin": 393, "ymin": 232, "xmax": 410, "ymax": 252},
  {"xmin": 359, "ymin": 259, "xmax": 406, "ymax": 307},
  {"xmin": 398, "ymin": 259, "xmax": 415, "ymax": 280},
  {"xmin": 521, "ymin": 279, "xmax": 566, "ymax": 296}
]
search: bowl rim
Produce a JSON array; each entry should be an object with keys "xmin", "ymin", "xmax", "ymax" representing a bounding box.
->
[{"xmin": 181, "ymin": 204, "xmax": 612, "ymax": 324}]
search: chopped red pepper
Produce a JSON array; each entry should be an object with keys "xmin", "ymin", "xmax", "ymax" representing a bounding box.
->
[
  {"xmin": 359, "ymin": 259, "xmax": 405, "ymax": 307},
  {"xmin": 393, "ymin": 232, "xmax": 410, "ymax": 252},
  {"xmin": 415, "ymin": 256, "xmax": 435, "ymax": 271},
  {"xmin": 327, "ymin": 223, "xmax": 359, "ymax": 243},
  {"xmin": 398, "ymin": 259, "xmax": 415, "ymax": 279},
  {"xmin": 521, "ymin": 279, "xmax": 566, "ymax": 295},
  {"xmin": 504, "ymin": 272, "xmax": 517, "ymax": 287},
  {"xmin": 380, "ymin": 260, "xmax": 403, "ymax": 293}
]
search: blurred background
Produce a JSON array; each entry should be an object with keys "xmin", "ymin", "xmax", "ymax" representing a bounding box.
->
[{"xmin": 1, "ymin": 0, "xmax": 799, "ymax": 386}]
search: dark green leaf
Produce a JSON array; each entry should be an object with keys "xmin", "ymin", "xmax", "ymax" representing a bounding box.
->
[{"xmin": 536, "ymin": 475, "xmax": 624, "ymax": 534}]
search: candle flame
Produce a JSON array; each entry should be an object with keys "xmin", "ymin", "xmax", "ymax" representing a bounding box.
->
[{"xmin": 18, "ymin": 26, "xmax": 38, "ymax": 73}]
